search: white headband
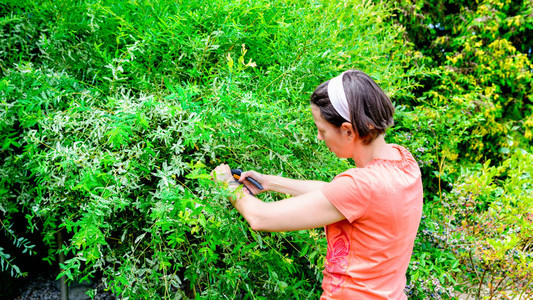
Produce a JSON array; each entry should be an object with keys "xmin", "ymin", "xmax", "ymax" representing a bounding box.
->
[{"xmin": 327, "ymin": 72, "xmax": 351, "ymax": 122}]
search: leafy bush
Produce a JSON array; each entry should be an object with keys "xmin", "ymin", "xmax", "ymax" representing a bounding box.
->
[
  {"xmin": 1, "ymin": 0, "xmax": 421, "ymax": 298},
  {"xmin": 404, "ymin": 208, "xmax": 462, "ymax": 299},
  {"xmin": 427, "ymin": 150, "xmax": 533, "ymax": 298},
  {"xmin": 400, "ymin": 149, "xmax": 533, "ymax": 299}
]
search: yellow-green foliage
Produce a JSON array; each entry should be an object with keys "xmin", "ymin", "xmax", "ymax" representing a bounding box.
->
[
  {"xmin": 395, "ymin": 0, "xmax": 532, "ymax": 160},
  {"xmin": 393, "ymin": 0, "xmax": 533, "ymax": 298}
]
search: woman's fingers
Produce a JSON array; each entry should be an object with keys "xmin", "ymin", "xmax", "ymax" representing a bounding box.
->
[
  {"xmin": 211, "ymin": 166, "xmax": 266, "ymax": 195},
  {"xmin": 211, "ymin": 164, "xmax": 232, "ymax": 182},
  {"xmin": 239, "ymin": 170, "xmax": 266, "ymax": 194},
  {"xmin": 238, "ymin": 170, "xmax": 256, "ymax": 183}
]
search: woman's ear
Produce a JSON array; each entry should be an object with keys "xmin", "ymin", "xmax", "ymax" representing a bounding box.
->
[{"xmin": 341, "ymin": 122, "xmax": 357, "ymax": 143}]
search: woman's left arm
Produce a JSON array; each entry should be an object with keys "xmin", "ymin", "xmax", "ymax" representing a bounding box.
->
[
  {"xmin": 231, "ymin": 189, "xmax": 345, "ymax": 232},
  {"xmin": 212, "ymin": 163, "xmax": 345, "ymax": 231}
]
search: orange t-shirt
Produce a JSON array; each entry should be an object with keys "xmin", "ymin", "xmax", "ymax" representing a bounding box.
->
[{"xmin": 320, "ymin": 144, "xmax": 423, "ymax": 299}]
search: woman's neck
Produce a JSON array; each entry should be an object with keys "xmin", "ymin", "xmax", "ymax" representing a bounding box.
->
[{"xmin": 351, "ymin": 135, "xmax": 399, "ymax": 168}]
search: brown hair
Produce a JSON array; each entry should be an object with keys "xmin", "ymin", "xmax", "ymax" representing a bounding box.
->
[{"xmin": 310, "ymin": 70, "xmax": 394, "ymax": 145}]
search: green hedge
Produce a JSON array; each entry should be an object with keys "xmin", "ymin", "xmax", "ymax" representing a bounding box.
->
[{"xmin": 1, "ymin": 0, "xmax": 418, "ymax": 298}]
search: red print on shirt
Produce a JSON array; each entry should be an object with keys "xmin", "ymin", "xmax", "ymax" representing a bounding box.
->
[{"xmin": 325, "ymin": 224, "xmax": 350, "ymax": 293}]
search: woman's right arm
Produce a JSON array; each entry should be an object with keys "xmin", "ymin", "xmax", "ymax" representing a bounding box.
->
[{"xmin": 239, "ymin": 171, "xmax": 327, "ymax": 196}]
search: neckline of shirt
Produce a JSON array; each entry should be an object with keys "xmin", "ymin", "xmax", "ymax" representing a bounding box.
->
[{"xmin": 367, "ymin": 144, "xmax": 413, "ymax": 168}]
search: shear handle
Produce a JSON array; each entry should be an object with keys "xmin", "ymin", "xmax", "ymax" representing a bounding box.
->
[{"xmin": 231, "ymin": 169, "xmax": 264, "ymax": 190}]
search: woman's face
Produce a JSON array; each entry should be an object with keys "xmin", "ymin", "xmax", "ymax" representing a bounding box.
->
[{"xmin": 311, "ymin": 104, "xmax": 350, "ymax": 158}]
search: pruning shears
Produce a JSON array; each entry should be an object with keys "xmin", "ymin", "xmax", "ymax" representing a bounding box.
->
[{"xmin": 231, "ymin": 168, "xmax": 264, "ymax": 194}]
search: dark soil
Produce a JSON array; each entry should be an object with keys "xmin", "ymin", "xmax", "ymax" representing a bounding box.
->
[{"xmin": 2, "ymin": 272, "xmax": 116, "ymax": 300}]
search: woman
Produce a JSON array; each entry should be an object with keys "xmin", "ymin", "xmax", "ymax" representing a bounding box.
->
[{"xmin": 212, "ymin": 70, "xmax": 423, "ymax": 299}]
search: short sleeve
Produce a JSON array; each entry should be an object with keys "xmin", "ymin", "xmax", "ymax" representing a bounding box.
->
[{"xmin": 320, "ymin": 170, "xmax": 374, "ymax": 223}]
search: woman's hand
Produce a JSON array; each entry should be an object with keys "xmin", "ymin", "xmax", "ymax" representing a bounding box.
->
[
  {"xmin": 238, "ymin": 170, "xmax": 269, "ymax": 195},
  {"xmin": 211, "ymin": 164, "xmax": 252, "ymax": 202},
  {"xmin": 211, "ymin": 164, "xmax": 234, "ymax": 184},
  {"xmin": 211, "ymin": 165, "xmax": 267, "ymax": 196}
]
